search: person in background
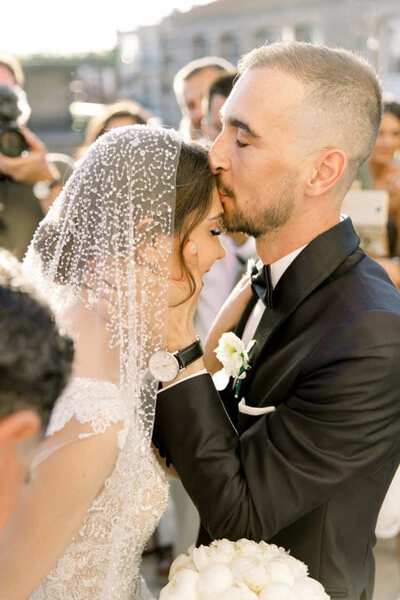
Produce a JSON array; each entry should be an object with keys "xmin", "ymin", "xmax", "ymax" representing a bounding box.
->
[
  {"xmin": 366, "ymin": 99, "xmax": 400, "ymax": 585},
  {"xmin": 0, "ymin": 249, "xmax": 73, "ymax": 530},
  {"xmin": 0, "ymin": 52, "xmax": 68, "ymax": 259},
  {"xmin": 202, "ymin": 72, "xmax": 237, "ymax": 142},
  {"xmin": 77, "ymin": 99, "xmax": 153, "ymax": 158},
  {"xmin": 33, "ymin": 152, "xmax": 74, "ymax": 214},
  {"xmin": 356, "ymin": 101, "xmax": 400, "ymax": 286},
  {"xmin": 173, "ymin": 56, "xmax": 234, "ymax": 141},
  {"xmin": 368, "ymin": 101, "xmax": 400, "ymax": 255}
]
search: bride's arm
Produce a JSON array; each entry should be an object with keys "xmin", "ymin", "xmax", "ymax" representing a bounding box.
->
[
  {"xmin": 204, "ymin": 276, "xmax": 253, "ymax": 373},
  {"xmin": 0, "ymin": 419, "xmax": 122, "ymax": 599}
]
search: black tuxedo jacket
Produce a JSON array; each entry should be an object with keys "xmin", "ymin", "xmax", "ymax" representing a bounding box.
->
[{"xmin": 154, "ymin": 219, "xmax": 400, "ymax": 600}]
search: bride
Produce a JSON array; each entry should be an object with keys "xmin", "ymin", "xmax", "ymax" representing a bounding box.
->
[{"xmin": 0, "ymin": 125, "xmax": 225, "ymax": 599}]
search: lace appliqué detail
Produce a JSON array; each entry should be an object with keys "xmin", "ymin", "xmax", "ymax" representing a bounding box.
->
[
  {"xmin": 30, "ymin": 378, "xmax": 168, "ymax": 600},
  {"xmin": 47, "ymin": 377, "xmax": 129, "ymax": 449}
]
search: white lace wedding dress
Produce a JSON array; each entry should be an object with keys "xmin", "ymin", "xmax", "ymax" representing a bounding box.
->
[{"xmin": 30, "ymin": 376, "xmax": 169, "ymax": 600}]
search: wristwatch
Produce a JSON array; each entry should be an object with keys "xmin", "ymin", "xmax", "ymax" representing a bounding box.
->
[
  {"xmin": 33, "ymin": 177, "xmax": 60, "ymax": 201},
  {"xmin": 148, "ymin": 339, "xmax": 203, "ymax": 383}
]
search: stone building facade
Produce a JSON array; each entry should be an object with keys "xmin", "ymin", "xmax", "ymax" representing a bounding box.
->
[
  {"xmin": 21, "ymin": 54, "xmax": 117, "ymax": 153},
  {"xmin": 117, "ymin": 0, "xmax": 400, "ymax": 127}
]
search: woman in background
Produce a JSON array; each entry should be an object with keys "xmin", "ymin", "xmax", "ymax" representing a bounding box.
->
[{"xmin": 77, "ymin": 99, "xmax": 154, "ymax": 158}]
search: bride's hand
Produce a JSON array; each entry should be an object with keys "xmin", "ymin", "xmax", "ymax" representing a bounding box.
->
[{"xmin": 204, "ymin": 275, "xmax": 253, "ymax": 373}]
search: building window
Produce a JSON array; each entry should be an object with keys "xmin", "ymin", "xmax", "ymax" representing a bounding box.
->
[
  {"xmin": 294, "ymin": 24, "xmax": 314, "ymax": 43},
  {"xmin": 254, "ymin": 28, "xmax": 281, "ymax": 47},
  {"xmin": 192, "ymin": 34, "xmax": 208, "ymax": 59},
  {"xmin": 219, "ymin": 32, "xmax": 240, "ymax": 63},
  {"xmin": 387, "ymin": 19, "xmax": 400, "ymax": 73}
]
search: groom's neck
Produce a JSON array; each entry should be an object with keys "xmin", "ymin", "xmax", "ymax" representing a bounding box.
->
[{"xmin": 256, "ymin": 210, "xmax": 341, "ymax": 265}]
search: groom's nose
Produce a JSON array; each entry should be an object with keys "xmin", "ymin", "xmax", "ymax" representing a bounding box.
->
[{"xmin": 209, "ymin": 133, "xmax": 230, "ymax": 174}]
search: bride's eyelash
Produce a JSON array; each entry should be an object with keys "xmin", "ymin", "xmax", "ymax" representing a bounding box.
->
[{"xmin": 210, "ymin": 227, "xmax": 222, "ymax": 236}]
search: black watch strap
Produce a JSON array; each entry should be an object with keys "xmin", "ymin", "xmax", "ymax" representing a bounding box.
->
[{"xmin": 173, "ymin": 339, "xmax": 203, "ymax": 369}]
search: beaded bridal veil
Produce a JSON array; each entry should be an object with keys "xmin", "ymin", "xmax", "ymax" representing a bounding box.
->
[{"xmin": 23, "ymin": 126, "xmax": 181, "ymax": 599}]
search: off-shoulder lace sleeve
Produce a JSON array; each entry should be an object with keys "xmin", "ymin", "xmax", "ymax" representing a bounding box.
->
[{"xmin": 34, "ymin": 377, "xmax": 129, "ymax": 467}]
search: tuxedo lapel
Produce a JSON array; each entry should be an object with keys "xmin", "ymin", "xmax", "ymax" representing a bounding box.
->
[
  {"xmin": 235, "ymin": 295, "xmax": 258, "ymax": 338},
  {"xmin": 247, "ymin": 218, "xmax": 360, "ymax": 370}
]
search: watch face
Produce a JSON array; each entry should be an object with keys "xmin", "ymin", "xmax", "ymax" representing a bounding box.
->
[
  {"xmin": 148, "ymin": 350, "xmax": 179, "ymax": 382},
  {"xmin": 33, "ymin": 181, "xmax": 51, "ymax": 201}
]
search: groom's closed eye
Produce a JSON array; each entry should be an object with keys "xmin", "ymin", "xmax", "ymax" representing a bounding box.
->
[{"xmin": 226, "ymin": 117, "xmax": 260, "ymax": 139}]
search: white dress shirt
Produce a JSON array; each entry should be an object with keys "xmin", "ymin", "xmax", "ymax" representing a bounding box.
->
[{"xmin": 241, "ymin": 245, "xmax": 306, "ymax": 347}]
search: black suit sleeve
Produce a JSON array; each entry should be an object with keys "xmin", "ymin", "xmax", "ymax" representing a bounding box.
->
[{"xmin": 153, "ymin": 311, "xmax": 400, "ymax": 542}]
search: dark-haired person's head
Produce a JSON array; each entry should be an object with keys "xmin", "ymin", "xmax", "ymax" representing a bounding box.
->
[
  {"xmin": 36, "ymin": 128, "xmax": 225, "ymax": 307},
  {"xmin": 202, "ymin": 72, "xmax": 237, "ymax": 141},
  {"xmin": 174, "ymin": 57, "xmax": 235, "ymax": 140},
  {"xmin": 0, "ymin": 250, "xmax": 73, "ymax": 528},
  {"xmin": 370, "ymin": 100, "xmax": 400, "ymax": 166},
  {"xmin": 78, "ymin": 99, "xmax": 153, "ymax": 158}
]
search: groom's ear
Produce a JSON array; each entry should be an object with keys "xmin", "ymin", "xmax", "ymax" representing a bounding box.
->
[{"xmin": 305, "ymin": 148, "xmax": 348, "ymax": 197}]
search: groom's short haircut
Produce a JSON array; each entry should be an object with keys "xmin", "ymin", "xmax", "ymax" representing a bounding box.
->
[
  {"xmin": 0, "ymin": 250, "xmax": 73, "ymax": 430},
  {"xmin": 239, "ymin": 42, "xmax": 382, "ymax": 180}
]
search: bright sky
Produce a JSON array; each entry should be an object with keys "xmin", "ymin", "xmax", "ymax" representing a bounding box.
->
[{"xmin": 3, "ymin": 0, "xmax": 214, "ymax": 56}]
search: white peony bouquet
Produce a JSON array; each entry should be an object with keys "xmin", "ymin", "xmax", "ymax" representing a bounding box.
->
[{"xmin": 160, "ymin": 539, "xmax": 330, "ymax": 600}]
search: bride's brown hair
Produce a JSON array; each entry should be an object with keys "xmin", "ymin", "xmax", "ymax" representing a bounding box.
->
[
  {"xmin": 33, "ymin": 138, "xmax": 215, "ymax": 295},
  {"xmin": 175, "ymin": 141, "xmax": 215, "ymax": 299}
]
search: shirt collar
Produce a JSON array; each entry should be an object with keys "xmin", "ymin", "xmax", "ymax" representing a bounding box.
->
[{"xmin": 270, "ymin": 245, "xmax": 307, "ymax": 289}]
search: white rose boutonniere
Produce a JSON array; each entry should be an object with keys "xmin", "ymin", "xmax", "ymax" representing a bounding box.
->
[{"xmin": 213, "ymin": 332, "xmax": 256, "ymax": 397}]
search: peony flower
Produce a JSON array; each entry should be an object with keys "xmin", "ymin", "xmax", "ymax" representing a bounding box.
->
[
  {"xmin": 284, "ymin": 555, "xmax": 309, "ymax": 579},
  {"xmin": 265, "ymin": 558, "xmax": 296, "ymax": 586},
  {"xmin": 295, "ymin": 578, "xmax": 331, "ymax": 600},
  {"xmin": 168, "ymin": 552, "xmax": 197, "ymax": 581},
  {"xmin": 259, "ymin": 582, "xmax": 298, "ymax": 600},
  {"xmin": 197, "ymin": 564, "xmax": 234, "ymax": 599},
  {"xmin": 161, "ymin": 539, "xmax": 330, "ymax": 600},
  {"xmin": 231, "ymin": 555, "xmax": 258, "ymax": 581},
  {"xmin": 215, "ymin": 584, "xmax": 258, "ymax": 600},
  {"xmin": 208, "ymin": 539, "xmax": 236, "ymax": 565},
  {"xmin": 192, "ymin": 545, "xmax": 212, "ymax": 571},
  {"xmin": 236, "ymin": 539, "xmax": 262, "ymax": 557},
  {"xmin": 160, "ymin": 568, "xmax": 199, "ymax": 600}
]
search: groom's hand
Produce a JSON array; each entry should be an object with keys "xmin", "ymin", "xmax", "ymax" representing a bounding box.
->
[{"xmin": 204, "ymin": 275, "xmax": 253, "ymax": 373}]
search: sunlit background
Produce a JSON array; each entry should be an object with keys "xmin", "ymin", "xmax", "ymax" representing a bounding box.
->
[
  {"xmin": 4, "ymin": 0, "xmax": 213, "ymax": 55},
  {"xmin": 3, "ymin": 0, "xmax": 400, "ymax": 152}
]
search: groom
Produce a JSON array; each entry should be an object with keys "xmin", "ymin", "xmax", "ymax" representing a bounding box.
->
[{"xmin": 153, "ymin": 43, "xmax": 400, "ymax": 600}]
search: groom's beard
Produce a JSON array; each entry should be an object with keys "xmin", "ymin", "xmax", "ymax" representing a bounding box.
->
[{"xmin": 218, "ymin": 176, "xmax": 297, "ymax": 238}]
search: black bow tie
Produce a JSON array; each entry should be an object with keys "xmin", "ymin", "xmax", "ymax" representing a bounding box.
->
[{"xmin": 251, "ymin": 264, "xmax": 273, "ymax": 308}]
